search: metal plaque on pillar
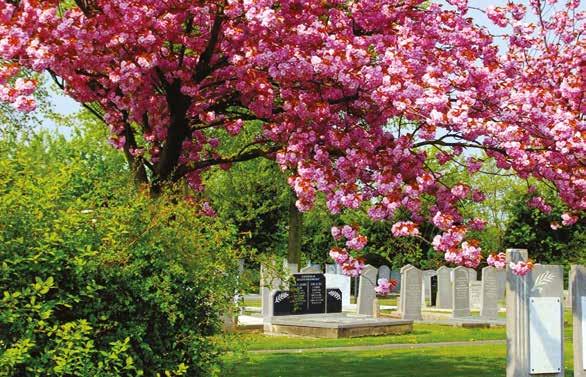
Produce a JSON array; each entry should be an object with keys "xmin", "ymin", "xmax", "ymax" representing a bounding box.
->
[{"xmin": 529, "ymin": 297, "xmax": 562, "ymax": 374}]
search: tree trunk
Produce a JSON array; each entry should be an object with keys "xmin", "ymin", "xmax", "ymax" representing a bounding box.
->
[{"xmin": 287, "ymin": 193, "xmax": 303, "ymax": 266}]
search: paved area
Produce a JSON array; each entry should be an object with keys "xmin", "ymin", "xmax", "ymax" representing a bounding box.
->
[{"xmin": 250, "ymin": 339, "xmax": 506, "ymax": 354}]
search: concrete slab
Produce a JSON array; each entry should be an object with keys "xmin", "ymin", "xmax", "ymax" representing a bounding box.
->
[{"xmin": 266, "ymin": 313, "xmax": 413, "ymax": 338}]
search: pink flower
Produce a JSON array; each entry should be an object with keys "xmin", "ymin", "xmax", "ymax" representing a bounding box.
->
[
  {"xmin": 432, "ymin": 212, "xmax": 454, "ymax": 231},
  {"xmin": 346, "ymin": 234, "xmax": 368, "ymax": 250},
  {"xmin": 391, "ymin": 221, "xmax": 420, "ymax": 237},
  {"xmin": 468, "ymin": 218, "xmax": 486, "ymax": 231},
  {"xmin": 486, "ymin": 6, "xmax": 508, "ymax": 27},
  {"xmin": 341, "ymin": 225, "xmax": 357, "ymax": 240},
  {"xmin": 528, "ymin": 197, "xmax": 552, "ymax": 214},
  {"xmin": 375, "ymin": 278, "xmax": 397, "ymax": 296},
  {"xmin": 13, "ymin": 96, "xmax": 36, "ymax": 112},
  {"xmin": 331, "ymin": 226, "xmax": 342, "ymax": 240},
  {"xmin": 487, "ymin": 252, "xmax": 506, "ymax": 269},
  {"xmin": 341, "ymin": 257, "xmax": 365, "ymax": 278},
  {"xmin": 451, "ymin": 184, "xmax": 470, "ymax": 199},
  {"xmin": 329, "ymin": 247, "xmax": 349, "ymax": 265},
  {"xmin": 509, "ymin": 260, "xmax": 534, "ymax": 276},
  {"xmin": 561, "ymin": 213, "xmax": 578, "ymax": 226}
]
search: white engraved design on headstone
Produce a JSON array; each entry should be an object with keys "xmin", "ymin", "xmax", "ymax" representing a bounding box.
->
[
  {"xmin": 530, "ymin": 271, "xmax": 555, "ymax": 294},
  {"xmin": 274, "ymin": 292, "xmax": 289, "ymax": 303},
  {"xmin": 529, "ymin": 297, "xmax": 563, "ymax": 374},
  {"xmin": 328, "ymin": 290, "xmax": 341, "ymax": 300}
]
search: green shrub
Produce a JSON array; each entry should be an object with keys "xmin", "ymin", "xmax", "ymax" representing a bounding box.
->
[{"xmin": 0, "ymin": 129, "xmax": 240, "ymax": 376}]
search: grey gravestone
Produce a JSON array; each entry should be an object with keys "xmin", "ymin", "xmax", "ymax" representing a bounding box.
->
[
  {"xmin": 480, "ymin": 266, "xmax": 499, "ymax": 320},
  {"xmin": 400, "ymin": 266, "xmax": 423, "ymax": 320},
  {"xmin": 287, "ymin": 262, "xmax": 299, "ymax": 274},
  {"xmin": 452, "ymin": 266, "xmax": 470, "ymax": 318},
  {"xmin": 261, "ymin": 262, "xmax": 281, "ymax": 330},
  {"xmin": 390, "ymin": 270, "xmax": 401, "ymax": 292},
  {"xmin": 325, "ymin": 273, "xmax": 351, "ymax": 306},
  {"xmin": 570, "ymin": 265, "xmax": 586, "ymax": 377},
  {"xmin": 506, "ymin": 249, "xmax": 564, "ymax": 377},
  {"xmin": 467, "ymin": 268, "xmax": 478, "ymax": 281},
  {"xmin": 378, "ymin": 265, "xmax": 391, "ymax": 281},
  {"xmin": 497, "ymin": 269, "xmax": 506, "ymax": 302},
  {"xmin": 357, "ymin": 265, "xmax": 378, "ymax": 316},
  {"xmin": 436, "ymin": 266, "xmax": 453, "ymax": 309},
  {"xmin": 469, "ymin": 281, "xmax": 482, "ymax": 310},
  {"xmin": 300, "ymin": 265, "xmax": 321, "ymax": 274},
  {"xmin": 325, "ymin": 264, "xmax": 337, "ymax": 274},
  {"xmin": 398, "ymin": 264, "xmax": 414, "ymax": 312},
  {"xmin": 238, "ymin": 259, "xmax": 245, "ymax": 276}
]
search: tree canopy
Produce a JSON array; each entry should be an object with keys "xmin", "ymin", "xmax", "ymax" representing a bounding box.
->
[{"xmin": 0, "ymin": 0, "xmax": 583, "ymax": 271}]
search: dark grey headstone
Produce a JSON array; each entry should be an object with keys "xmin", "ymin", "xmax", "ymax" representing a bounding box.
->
[{"xmin": 291, "ymin": 273, "xmax": 326, "ymax": 314}]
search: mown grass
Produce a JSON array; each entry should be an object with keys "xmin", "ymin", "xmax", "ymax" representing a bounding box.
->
[{"xmin": 223, "ymin": 341, "xmax": 574, "ymax": 377}]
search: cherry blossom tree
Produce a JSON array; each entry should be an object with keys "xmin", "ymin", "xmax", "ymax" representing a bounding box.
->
[{"xmin": 0, "ymin": 0, "xmax": 583, "ymax": 271}]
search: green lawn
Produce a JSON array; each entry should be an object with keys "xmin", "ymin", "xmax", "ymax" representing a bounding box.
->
[
  {"xmin": 223, "ymin": 342, "xmax": 574, "ymax": 377},
  {"xmin": 239, "ymin": 324, "xmax": 505, "ymax": 350}
]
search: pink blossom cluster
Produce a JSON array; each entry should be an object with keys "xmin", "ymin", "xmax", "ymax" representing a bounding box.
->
[
  {"xmin": 341, "ymin": 257, "xmax": 365, "ymax": 278},
  {"xmin": 375, "ymin": 278, "xmax": 398, "ymax": 296},
  {"xmin": 391, "ymin": 221, "xmax": 420, "ymax": 237},
  {"xmin": 487, "ymin": 252, "xmax": 507, "ymax": 269},
  {"xmin": 509, "ymin": 260, "xmax": 534, "ymax": 277},
  {"xmin": 0, "ymin": 0, "xmax": 584, "ymax": 273}
]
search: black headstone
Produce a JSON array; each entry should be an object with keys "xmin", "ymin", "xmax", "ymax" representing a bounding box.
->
[
  {"xmin": 272, "ymin": 291, "xmax": 292, "ymax": 316},
  {"xmin": 326, "ymin": 288, "xmax": 342, "ymax": 313},
  {"xmin": 430, "ymin": 275, "xmax": 438, "ymax": 307},
  {"xmin": 291, "ymin": 273, "xmax": 326, "ymax": 314}
]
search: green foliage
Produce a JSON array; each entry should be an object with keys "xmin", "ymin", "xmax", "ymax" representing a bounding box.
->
[{"xmin": 0, "ymin": 121, "xmax": 240, "ymax": 376}]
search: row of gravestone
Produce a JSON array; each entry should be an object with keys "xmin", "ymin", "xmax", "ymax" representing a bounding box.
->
[{"xmin": 397, "ymin": 264, "xmax": 505, "ymax": 320}]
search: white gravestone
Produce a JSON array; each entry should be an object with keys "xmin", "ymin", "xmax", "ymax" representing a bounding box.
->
[
  {"xmin": 452, "ymin": 266, "xmax": 470, "ymax": 318},
  {"xmin": 400, "ymin": 266, "xmax": 423, "ymax": 320},
  {"xmin": 325, "ymin": 264, "xmax": 337, "ymax": 274},
  {"xmin": 357, "ymin": 265, "xmax": 378, "ymax": 316},
  {"xmin": 436, "ymin": 266, "xmax": 453, "ymax": 309},
  {"xmin": 570, "ymin": 265, "xmax": 586, "ymax": 377},
  {"xmin": 506, "ymin": 249, "xmax": 564, "ymax": 377},
  {"xmin": 325, "ymin": 273, "xmax": 351, "ymax": 307}
]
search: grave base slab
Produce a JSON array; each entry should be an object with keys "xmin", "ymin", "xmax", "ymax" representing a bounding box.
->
[{"xmin": 266, "ymin": 313, "xmax": 413, "ymax": 338}]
